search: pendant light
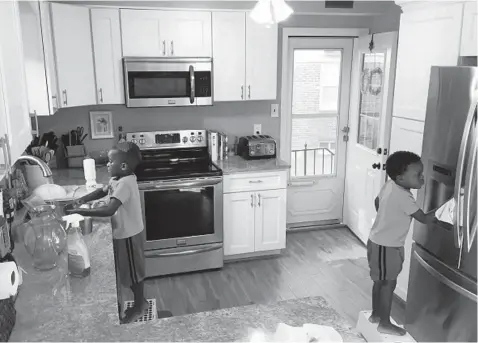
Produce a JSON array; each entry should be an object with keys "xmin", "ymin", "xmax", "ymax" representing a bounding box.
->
[{"xmin": 250, "ymin": 0, "xmax": 293, "ymax": 26}]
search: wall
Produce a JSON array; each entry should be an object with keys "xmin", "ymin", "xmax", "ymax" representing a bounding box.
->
[{"xmin": 38, "ymin": 9, "xmax": 400, "ymax": 154}]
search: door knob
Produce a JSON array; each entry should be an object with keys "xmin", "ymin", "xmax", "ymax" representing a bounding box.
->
[{"xmin": 372, "ymin": 163, "xmax": 381, "ymax": 169}]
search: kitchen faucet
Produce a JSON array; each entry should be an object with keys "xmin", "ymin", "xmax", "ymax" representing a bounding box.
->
[{"xmin": 13, "ymin": 155, "xmax": 53, "ymax": 177}]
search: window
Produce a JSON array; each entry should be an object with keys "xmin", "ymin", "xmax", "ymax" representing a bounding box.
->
[
  {"xmin": 357, "ymin": 52, "xmax": 386, "ymax": 151},
  {"xmin": 291, "ymin": 49, "xmax": 342, "ymax": 177}
]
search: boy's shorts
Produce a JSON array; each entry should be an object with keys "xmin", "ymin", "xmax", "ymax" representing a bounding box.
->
[
  {"xmin": 367, "ymin": 239, "xmax": 404, "ymax": 281},
  {"xmin": 113, "ymin": 230, "xmax": 146, "ymax": 288}
]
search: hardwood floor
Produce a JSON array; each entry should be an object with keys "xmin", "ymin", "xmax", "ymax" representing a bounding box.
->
[{"xmin": 121, "ymin": 228, "xmax": 405, "ymax": 326}]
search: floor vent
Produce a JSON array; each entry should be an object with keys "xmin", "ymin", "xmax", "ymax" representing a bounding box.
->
[
  {"xmin": 124, "ymin": 298, "xmax": 157, "ymax": 323},
  {"xmin": 325, "ymin": 1, "xmax": 354, "ymax": 9}
]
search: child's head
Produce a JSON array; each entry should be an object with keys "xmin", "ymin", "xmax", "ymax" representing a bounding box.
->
[
  {"xmin": 107, "ymin": 142, "xmax": 142, "ymax": 177},
  {"xmin": 386, "ymin": 151, "xmax": 424, "ymax": 190}
]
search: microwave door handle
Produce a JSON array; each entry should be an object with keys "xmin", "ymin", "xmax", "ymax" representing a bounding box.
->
[
  {"xmin": 454, "ymin": 104, "xmax": 475, "ymax": 249},
  {"xmin": 463, "ymin": 111, "xmax": 477, "ymax": 252},
  {"xmin": 189, "ymin": 65, "xmax": 195, "ymax": 104}
]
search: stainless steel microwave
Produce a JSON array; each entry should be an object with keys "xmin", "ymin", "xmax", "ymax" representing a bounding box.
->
[{"xmin": 123, "ymin": 57, "xmax": 213, "ymax": 108}]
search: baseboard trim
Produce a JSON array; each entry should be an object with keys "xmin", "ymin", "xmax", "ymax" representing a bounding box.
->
[
  {"xmin": 287, "ymin": 223, "xmax": 347, "ymax": 233},
  {"xmin": 224, "ymin": 249, "xmax": 282, "ymax": 263}
]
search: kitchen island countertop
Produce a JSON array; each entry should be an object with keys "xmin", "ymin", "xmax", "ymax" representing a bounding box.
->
[{"xmin": 215, "ymin": 155, "xmax": 290, "ymax": 174}]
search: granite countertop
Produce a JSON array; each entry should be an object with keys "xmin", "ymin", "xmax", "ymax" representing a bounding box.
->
[
  {"xmin": 215, "ymin": 155, "xmax": 290, "ymax": 174},
  {"xmin": 10, "ymin": 220, "xmax": 122, "ymax": 342}
]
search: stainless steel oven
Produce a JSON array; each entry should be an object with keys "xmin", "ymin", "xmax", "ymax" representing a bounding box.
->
[
  {"xmin": 128, "ymin": 130, "xmax": 223, "ymax": 277},
  {"xmin": 123, "ymin": 57, "xmax": 213, "ymax": 108}
]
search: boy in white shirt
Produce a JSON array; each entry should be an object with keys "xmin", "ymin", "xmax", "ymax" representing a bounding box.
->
[{"xmin": 367, "ymin": 151, "xmax": 437, "ymax": 336}]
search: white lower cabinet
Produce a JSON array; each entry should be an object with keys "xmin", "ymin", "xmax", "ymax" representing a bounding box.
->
[{"xmin": 223, "ymin": 173, "xmax": 287, "ymax": 257}]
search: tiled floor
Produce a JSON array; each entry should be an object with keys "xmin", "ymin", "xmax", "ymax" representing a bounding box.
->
[{"xmin": 120, "ymin": 227, "xmax": 405, "ymax": 326}]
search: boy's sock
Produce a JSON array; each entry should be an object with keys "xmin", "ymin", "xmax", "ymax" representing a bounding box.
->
[
  {"xmin": 369, "ymin": 281, "xmax": 382, "ymax": 323},
  {"xmin": 377, "ymin": 280, "xmax": 406, "ymax": 336},
  {"xmin": 121, "ymin": 281, "xmax": 149, "ymax": 324}
]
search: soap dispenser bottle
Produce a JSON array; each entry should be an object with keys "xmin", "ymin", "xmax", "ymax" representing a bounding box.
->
[{"xmin": 62, "ymin": 213, "xmax": 91, "ymax": 277}]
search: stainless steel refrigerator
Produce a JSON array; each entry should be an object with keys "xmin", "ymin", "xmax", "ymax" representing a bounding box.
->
[{"xmin": 405, "ymin": 66, "xmax": 477, "ymax": 342}]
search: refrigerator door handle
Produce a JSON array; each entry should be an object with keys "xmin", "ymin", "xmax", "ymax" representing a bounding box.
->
[
  {"xmin": 463, "ymin": 112, "xmax": 477, "ymax": 252},
  {"xmin": 414, "ymin": 250, "xmax": 477, "ymax": 302},
  {"xmin": 454, "ymin": 103, "xmax": 476, "ymax": 249}
]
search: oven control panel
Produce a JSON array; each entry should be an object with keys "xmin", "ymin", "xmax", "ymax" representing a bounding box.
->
[{"xmin": 126, "ymin": 130, "xmax": 207, "ymax": 150}]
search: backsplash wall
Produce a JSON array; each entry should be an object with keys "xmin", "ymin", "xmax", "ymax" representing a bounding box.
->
[{"xmin": 38, "ymin": 101, "xmax": 278, "ymax": 152}]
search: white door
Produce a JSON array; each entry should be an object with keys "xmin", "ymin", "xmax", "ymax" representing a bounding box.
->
[
  {"xmin": 165, "ymin": 11, "xmax": 212, "ymax": 57},
  {"xmin": 343, "ymin": 32, "xmax": 399, "ymax": 244},
  {"xmin": 120, "ymin": 10, "xmax": 165, "ymax": 57},
  {"xmin": 223, "ymin": 192, "xmax": 256, "ymax": 256},
  {"xmin": 212, "ymin": 12, "xmax": 246, "ymax": 102},
  {"xmin": 254, "ymin": 189, "xmax": 287, "ymax": 252},
  {"xmin": 460, "ymin": 1, "xmax": 478, "ymax": 56},
  {"xmin": 245, "ymin": 16, "xmax": 278, "ymax": 101},
  {"xmin": 91, "ymin": 8, "xmax": 124, "ymax": 105},
  {"xmin": 50, "ymin": 3, "xmax": 96, "ymax": 108},
  {"xmin": 283, "ymin": 38, "xmax": 353, "ymax": 227},
  {"xmin": 0, "ymin": 0, "xmax": 32, "ymax": 162}
]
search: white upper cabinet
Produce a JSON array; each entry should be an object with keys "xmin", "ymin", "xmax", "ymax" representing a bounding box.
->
[
  {"xmin": 18, "ymin": 1, "xmax": 52, "ymax": 116},
  {"xmin": 120, "ymin": 10, "xmax": 165, "ymax": 57},
  {"xmin": 245, "ymin": 16, "xmax": 278, "ymax": 101},
  {"xmin": 460, "ymin": 1, "xmax": 478, "ymax": 56},
  {"xmin": 0, "ymin": 0, "xmax": 32, "ymax": 163},
  {"xmin": 121, "ymin": 9, "xmax": 212, "ymax": 57},
  {"xmin": 50, "ymin": 3, "xmax": 96, "ymax": 108},
  {"xmin": 91, "ymin": 8, "xmax": 124, "ymax": 104},
  {"xmin": 164, "ymin": 11, "xmax": 212, "ymax": 57},
  {"xmin": 392, "ymin": 2, "xmax": 464, "ymax": 122},
  {"xmin": 212, "ymin": 12, "xmax": 278, "ymax": 102},
  {"xmin": 212, "ymin": 12, "xmax": 246, "ymax": 102}
]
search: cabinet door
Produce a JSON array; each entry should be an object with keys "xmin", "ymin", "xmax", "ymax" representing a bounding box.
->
[
  {"xmin": 254, "ymin": 189, "xmax": 286, "ymax": 252},
  {"xmin": 460, "ymin": 1, "xmax": 478, "ymax": 57},
  {"xmin": 165, "ymin": 11, "xmax": 212, "ymax": 57},
  {"xmin": 0, "ymin": 0, "xmax": 32, "ymax": 162},
  {"xmin": 120, "ymin": 9, "xmax": 166, "ymax": 57},
  {"xmin": 91, "ymin": 8, "xmax": 124, "ymax": 104},
  {"xmin": 212, "ymin": 12, "xmax": 246, "ymax": 102},
  {"xmin": 389, "ymin": 116, "xmax": 425, "ymax": 300},
  {"xmin": 392, "ymin": 3, "xmax": 463, "ymax": 122},
  {"xmin": 223, "ymin": 192, "xmax": 256, "ymax": 256},
  {"xmin": 245, "ymin": 15, "xmax": 278, "ymax": 100},
  {"xmin": 50, "ymin": 3, "xmax": 96, "ymax": 108},
  {"xmin": 18, "ymin": 1, "xmax": 51, "ymax": 116}
]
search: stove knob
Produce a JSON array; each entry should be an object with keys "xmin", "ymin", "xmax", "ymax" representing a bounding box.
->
[
  {"xmin": 131, "ymin": 139, "xmax": 137, "ymax": 144},
  {"xmin": 182, "ymin": 137, "xmax": 188, "ymax": 143},
  {"xmin": 139, "ymin": 139, "xmax": 146, "ymax": 145},
  {"xmin": 197, "ymin": 136, "xmax": 203, "ymax": 142},
  {"xmin": 190, "ymin": 136, "xmax": 196, "ymax": 142}
]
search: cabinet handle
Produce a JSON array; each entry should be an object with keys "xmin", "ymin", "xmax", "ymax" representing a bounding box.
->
[
  {"xmin": 257, "ymin": 194, "xmax": 261, "ymax": 207},
  {"xmin": 241, "ymin": 86, "xmax": 244, "ymax": 100},
  {"xmin": 51, "ymin": 95, "xmax": 58, "ymax": 112},
  {"xmin": 170, "ymin": 41, "xmax": 174, "ymax": 56},
  {"xmin": 248, "ymin": 85, "xmax": 251, "ymax": 99},
  {"xmin": 250, "ymin": 194, "xmax": 254, "ymax": 207},
  {"xmin": 162, "ymin": 40, "xmax": 166, "ymax": 56},
  {"xmin": 62, "ymin": 90, "xmax": 68, "ymax": 106},
  {"xmin": 249, "ymin": 180, "xmax": 263, "ymax": 184},
  {"xmin": 99, "ymin": 88, "xmax": 104, "ymax": 103}
]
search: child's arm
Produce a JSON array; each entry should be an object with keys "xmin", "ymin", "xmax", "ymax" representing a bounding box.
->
[
  {"xmin": 411, "ymin": 209, "xmax": 438, "ymax": 225},
  {"xmin": 67, "ymin": 198, "xmax": 122, "ymax": 217},
  {"xmin": 74, "ymin": 186, "xmax": 108, "ymax": 205}
]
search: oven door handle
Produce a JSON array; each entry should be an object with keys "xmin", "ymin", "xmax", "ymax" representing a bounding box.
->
[
  {"xmin": 139, "ymin": 177, "xmax": 223, "ymax": 190},
  {"xmin": 145, "ymin": 243, "xmax": 222, "ymax": 257}
]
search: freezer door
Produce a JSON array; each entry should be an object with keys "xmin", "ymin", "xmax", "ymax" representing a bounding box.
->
[
  {"xmin": 406, "ymin": 244, "xmax": 477, "ymax": 342},
  {"xmin": 414, "ymin": 67, "xmax": 478, "ymax": 268}
]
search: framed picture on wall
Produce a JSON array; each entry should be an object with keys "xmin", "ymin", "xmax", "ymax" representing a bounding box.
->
[{"xmin": 89, "ymin": 111, "xmax": 114, "ymax": 139}]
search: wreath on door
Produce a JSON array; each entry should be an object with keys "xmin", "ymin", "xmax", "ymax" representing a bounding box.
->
[{"xmin": 369, "ymin": 67, "xmax": 383, "ymax": 96}]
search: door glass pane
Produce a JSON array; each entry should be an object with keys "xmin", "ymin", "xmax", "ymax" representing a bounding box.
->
[
  {"xmin": 290, "ymin": 49, "xmax": 342, "ymax": 177},
  {"xmin": 357, "ymin": 52, "xmax": 386, "ymax": 150}
]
